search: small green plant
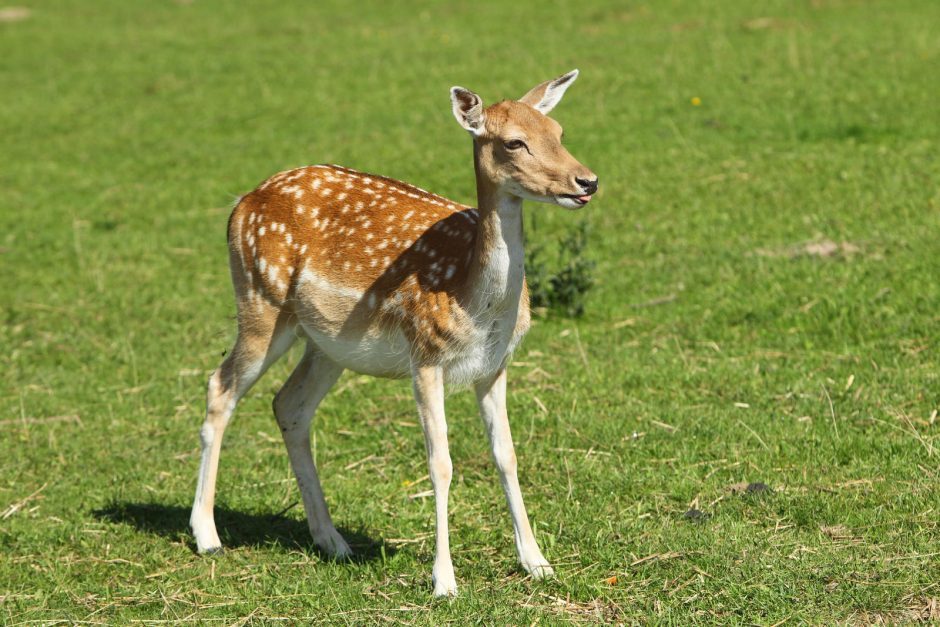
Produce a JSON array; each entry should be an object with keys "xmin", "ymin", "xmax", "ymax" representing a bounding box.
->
[{"xmin": 526, "ymin": 220, "xmax": 595, "ymax": 317}]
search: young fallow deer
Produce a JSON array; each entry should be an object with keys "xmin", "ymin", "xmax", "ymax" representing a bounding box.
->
[{"xmin": 190, "ymin": 70, "xmax": 597, "ymax": 596}]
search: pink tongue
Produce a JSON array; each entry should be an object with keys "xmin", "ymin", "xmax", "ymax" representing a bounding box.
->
[{"xmin": 577, "ymin": 195, "xmax": 592, "ymax": 203}]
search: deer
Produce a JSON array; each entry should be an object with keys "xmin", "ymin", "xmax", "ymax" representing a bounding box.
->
[{"xmin": 189, "ymin": 70, "xmax": 598, "ymax": 597}]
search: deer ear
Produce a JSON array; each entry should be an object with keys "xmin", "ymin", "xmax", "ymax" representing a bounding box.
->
[
  {"xmin": 519, "ymin": 69, "xmax": 579, "ymax": 114},
  {"xmin": 450, "ymin": 87, "xmax": 485, "ymax": 136}
]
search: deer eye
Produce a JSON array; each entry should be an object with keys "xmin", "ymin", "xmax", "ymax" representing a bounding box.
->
[{"xmin": 504, "ymin": 139, "xmax": 526, "ymax": 151}]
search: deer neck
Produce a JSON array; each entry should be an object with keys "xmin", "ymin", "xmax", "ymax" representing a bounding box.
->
[{"xmin": 464, "ymin": 148, "xmax": 525, "ymax": 317}]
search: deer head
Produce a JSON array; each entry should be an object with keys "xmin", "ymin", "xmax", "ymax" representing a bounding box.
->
[{"xmin": 450, "ymin": 70, "xmax": 598, "ymax": 210}]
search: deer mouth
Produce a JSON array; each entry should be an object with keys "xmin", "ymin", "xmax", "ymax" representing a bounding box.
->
[{"xmin": 559, "ymin": 193, "xmax": 593, "ymax": 206}]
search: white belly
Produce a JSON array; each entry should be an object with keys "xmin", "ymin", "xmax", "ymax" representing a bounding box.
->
[
  {"xmin": 300, "ymin": 325, "xmax": 413, "ymax": 379},
  {"xmin": 293, "ymin": 266, "xmax": 523, "ymax": 385},
  {"xmin": 299, "ymin": 309, "xmax": 519, "ymax": 386}
]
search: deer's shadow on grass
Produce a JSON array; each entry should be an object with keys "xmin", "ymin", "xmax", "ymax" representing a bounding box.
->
[{"xmin": 93, "ymin": 502, "xmax": 391, "ymax": 563}]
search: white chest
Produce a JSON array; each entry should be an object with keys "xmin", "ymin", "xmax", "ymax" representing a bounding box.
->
[
  {"xmin": 293, "ymin": 195, "xmax": 529, "ymax": 386},
  {"xmin": 442, "ymin": 291, "xmax": 523, "ymax": 385},
  {"xmin": 443, "ymin": 209, "xmax": 527, "ymax": 384}
]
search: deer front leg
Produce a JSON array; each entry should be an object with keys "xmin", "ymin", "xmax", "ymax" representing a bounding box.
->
[
  {"xmin": 475, "ymin": 369, "xmax": 553, "ymax": 578},
  {"xmin": 412, "ymin": 364, "xmax": 457, "ymax": 597}
]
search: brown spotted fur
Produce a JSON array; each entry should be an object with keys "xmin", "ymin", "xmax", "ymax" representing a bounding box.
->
[{"xmin": 229, "ymin": 163, "xmax": 529, "ymax": 370}]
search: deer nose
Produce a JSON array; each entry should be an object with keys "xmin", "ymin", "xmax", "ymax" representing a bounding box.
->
[{"xmin": 576, "ymin": 176, "xmax": 598, "ymax": 195}]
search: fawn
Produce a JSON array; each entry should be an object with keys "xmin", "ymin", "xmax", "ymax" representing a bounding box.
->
[{"xmin": 190, "ymin": 70, "xmax": 597, "ymax": 596}]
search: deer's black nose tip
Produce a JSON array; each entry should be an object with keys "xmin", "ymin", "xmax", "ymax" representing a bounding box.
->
[{"xmin": 576, "ymin": 177, "xmax": 598, "ymax": 195}]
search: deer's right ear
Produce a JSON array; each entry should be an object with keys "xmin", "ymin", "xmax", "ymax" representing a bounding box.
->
[{"xmin": 450, "ymin": 87, "xmax": 485, "ymax": 136}]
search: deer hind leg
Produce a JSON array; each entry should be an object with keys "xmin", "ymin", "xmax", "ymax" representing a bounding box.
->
[
  {"xmin": 272, "ymin": 342, "xmax": 350, "ymax": 558},
  {"xmin": 190, "ymin": 305, "xmax": 297, "ymax": 553}
]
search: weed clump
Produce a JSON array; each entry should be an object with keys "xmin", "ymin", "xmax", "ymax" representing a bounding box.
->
[{"xmin": 526, "ymin": 220, "xmax": 595, "ymax": 317}]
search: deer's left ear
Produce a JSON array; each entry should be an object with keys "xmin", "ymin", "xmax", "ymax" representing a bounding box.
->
[
  {"xmin": 450, "ymin": 86, "xmax": 486, "ymax": 136},
  {"xmin": 519, "ymin": 69, "xmax": 579, "ymax": 114}
]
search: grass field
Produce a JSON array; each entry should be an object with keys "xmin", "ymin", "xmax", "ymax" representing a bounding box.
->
[{"xmin": 2, "ymin": 0, "xmax": 939, "ymax": 623}]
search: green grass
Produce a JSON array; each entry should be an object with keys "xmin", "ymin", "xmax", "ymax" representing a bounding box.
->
[{"xmin": 2, "ymin": 0, "xmax": 938, "ymax": 623}]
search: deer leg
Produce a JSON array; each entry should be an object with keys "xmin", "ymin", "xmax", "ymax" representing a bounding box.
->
[
  {"xmin": 272, "ymin": 342, "xmax": 349, "ymax": 558},
  {"xmin": 475, "ymin": 369, "xmax": 553, "ymax": 578},
  {"xmin": 412, "ymin": 365, "xmax": 456, "ymax": 597},
  {"xmin": 190, "ymin": 308, "xmax": 296, "ymax": 553}
]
